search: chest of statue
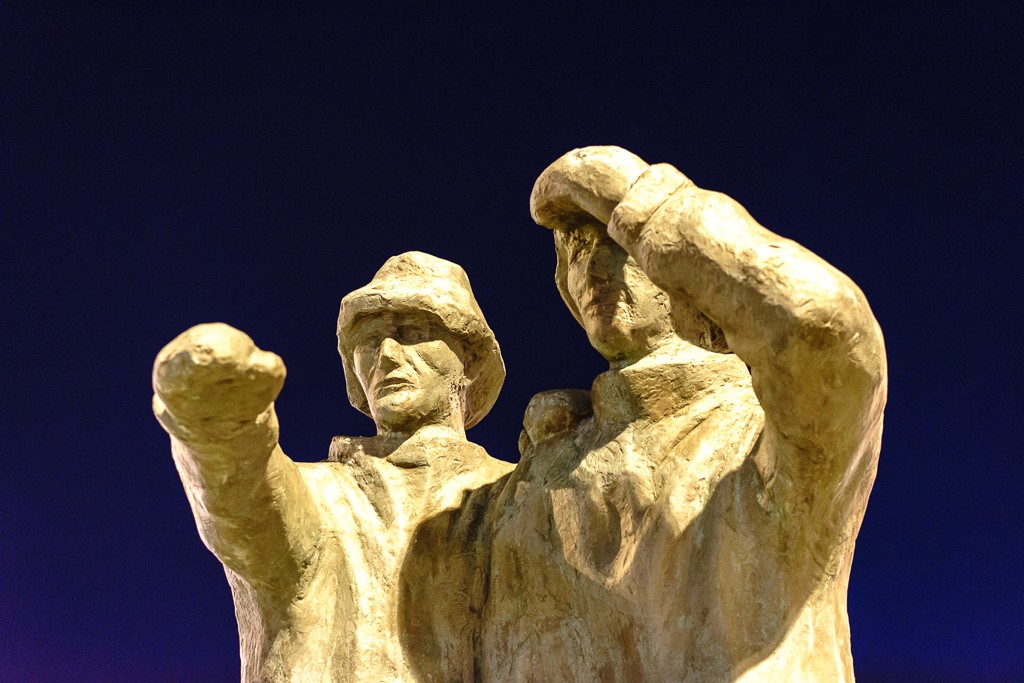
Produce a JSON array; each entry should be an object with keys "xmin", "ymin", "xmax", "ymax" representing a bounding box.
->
[{"xmin": 479, "ymin": 367, "xmax": 770, "ymax": 681}]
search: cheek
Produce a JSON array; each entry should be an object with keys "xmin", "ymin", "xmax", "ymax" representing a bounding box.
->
[
  {"xmin": 624, "ymin": 264, "xmax": 664, "ymax": 311},
  {"xmin": 410, "ymin": 342, "xmax": 462, "ymax": 381},
  {"xmin": 353, "ymin": 350, "xmax": 373, "ymax": 387},
  {"xmin": 566, "ymin": 264, "xmax": 589, "ymax": 308}
]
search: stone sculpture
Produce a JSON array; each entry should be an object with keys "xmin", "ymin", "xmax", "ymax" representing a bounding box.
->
[
  {"xmin": 152, "ymin": 252, "xmax": 512, "ymax": 681},
  {"xmin": 482, "ymin": 146, "xmax": 886, "ymax": 681},
  {"xmin": 153, "ymin": 146, "xmax": 886, "ymax": 682}
]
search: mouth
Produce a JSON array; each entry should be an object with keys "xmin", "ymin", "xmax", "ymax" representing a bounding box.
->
[
  {"xmin": 374, "ymin": 376, "xmax": 415, "ymax": 394},
  {"xmin": 586, "ymin": 299, "xmax": 620, "ymax": 311},
  {"xmin": 581, "ymin": 283, "xmax": 634, "ymax": 310},
  {"xmin": 583, "ymin": 295, "xmax": 631, "ymax": 317}
]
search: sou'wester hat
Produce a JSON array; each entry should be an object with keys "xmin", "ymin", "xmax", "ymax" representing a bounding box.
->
[{"xmin": 337, "ymin": 251, "xmax": 504, "ymax": 429}]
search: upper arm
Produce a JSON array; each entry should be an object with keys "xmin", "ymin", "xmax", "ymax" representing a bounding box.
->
[{"xmin": 623, "ymin": 185, "xmax": 887, "ymax": 519}]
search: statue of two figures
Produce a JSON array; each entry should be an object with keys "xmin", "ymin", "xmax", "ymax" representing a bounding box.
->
[{"xmin": 153, "ymin": 147, "xmax": 887, "ymax": 682}]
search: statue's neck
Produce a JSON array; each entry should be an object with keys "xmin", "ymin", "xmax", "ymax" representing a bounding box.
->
[
  {"xmin": 377, "ymin": 422, "xmax": 466, "ymax": 442},
  {"xmin": 592, "ymin": 338, "xmax": 749, "ymax": 425},
  {"xmin": 328, "ymin": 426, "xmax": 484, "ymax": 471},
  {"xmin": 606, "ymin": 326, "xmax": 678, "ymax": 371}
]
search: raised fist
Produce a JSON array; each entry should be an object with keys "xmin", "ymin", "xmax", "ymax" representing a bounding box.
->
[
  {"xmin": 529, "ymin": 146, "xmax": 649, "ymax": 230},
  {"xmin": 152, "ymin": 323, "xmax": 286, "ymax": 438}
]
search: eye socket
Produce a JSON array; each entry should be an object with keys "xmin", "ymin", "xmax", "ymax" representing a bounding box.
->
[
  {"xmin": 396, "ymin": 322, "xmax": 432, "ymax": 344},
  {"xmin": 351, "ymin": 344, "xmax": 373, "ymax": 382},
  {"xmin": 351, "ymin": 329, "xmax": 380, "ymax": 353},
  {"xmin": 560, "ymin": 225, "xmax": 600, "ymax": 266},
  {"xmin": 348, "ymin": 316, "xmax": 441, "ymax": 361}
]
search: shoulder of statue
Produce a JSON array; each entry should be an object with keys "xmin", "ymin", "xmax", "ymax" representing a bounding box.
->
[
  {"xmin": 518, "ymin": 388, "xmax": 593, "ymax": 456},
  {"xmin": 462, "ymin": 440, "xmax": 517, "ymax": 478}
]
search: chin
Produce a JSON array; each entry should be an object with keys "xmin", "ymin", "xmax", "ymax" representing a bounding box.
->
[
  {"xmin": 375, "ymin": 390, "xmax": 411, "ymax": 411},
  {"xmin": 373, "ymin": 394, "xmax": 418, "ymax": 423},
  {"xmin": 374, "ymin": 409, "xmax": 426, "ymax": 435},
  {"xmin": 586, "ymin": 324, "xmax": 638, "ymax": 363},
  {"xmin": 372, "ymin": 390, "xmax": 447, "ymax": 431}
]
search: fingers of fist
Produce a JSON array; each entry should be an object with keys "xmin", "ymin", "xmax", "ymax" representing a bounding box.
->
[
  {"xmin": 530, "ymin": 146, "xmax": 649, "ymax": 230},
  {"xmin": 153, "ymin": 323, "xmax": 285, "ymax": 423},
  {"xmin": 607, "ymin": 163, "xmax": 694, "ymax": 250}
]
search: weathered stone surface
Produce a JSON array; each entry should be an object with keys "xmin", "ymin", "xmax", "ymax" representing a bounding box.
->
[
  {"xmin": 488, "ymin": 146, "xmax": 886, "ymax": 681},
  {"xmin": 154, "ymin": 148, "xmax": 886, "ymax": 682},
  {"xmin": 153, "ymin": 253, "xmax": 513, "ymax": 682}
]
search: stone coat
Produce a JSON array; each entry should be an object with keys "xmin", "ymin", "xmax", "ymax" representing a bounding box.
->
[
  {"xmin": 481, "ymin": 340, "xmax": 881, "ymax": 682},
  {"xmin": 166, "ymin": 425, "xmax": 512, "ymax": 683},
  {"xmin": 163, "ymin": 336, "xmax": 881, "ymax": 682}
]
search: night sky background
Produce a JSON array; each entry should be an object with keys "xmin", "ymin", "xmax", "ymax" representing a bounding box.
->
[{"xmin": 3, "ymin": 3, "xmax": 1022, "ymax": 681}]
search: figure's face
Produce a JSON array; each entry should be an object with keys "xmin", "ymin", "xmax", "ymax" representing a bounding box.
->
[
  {"xmin": 351, "ymin": 312, "xmax": 467, "ymax": 434},
  {"xmin": 557, "ymin": 223, "xmax": 674, "ymax": 365}
]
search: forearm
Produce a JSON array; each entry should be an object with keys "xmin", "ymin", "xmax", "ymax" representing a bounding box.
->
[
  {"xmin": 611, "ymin": 166, "xmax": 886, "ymax": 452},
  {"xmin": 532, "ymin": 149, "xmax": 886, "ymax": 452},
  {"xmin": 152, "ymin": 323, "xmax": 322, "ymax": 593},
  {"xmin": 159, "ymin": 401, "xmax": 322, "ymax": 593},
  {"xmin": 532, "ymin": 146, "xmax": 888, "ymax": 548}
]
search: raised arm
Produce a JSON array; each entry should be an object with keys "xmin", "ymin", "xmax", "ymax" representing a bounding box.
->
[
  {"xmin": 153, "ymin": 323, "xmax": 322, "ymax": 596},
  {"xmin": 532, "ymin": 146, "xmax": 887, "ymax": 530}
]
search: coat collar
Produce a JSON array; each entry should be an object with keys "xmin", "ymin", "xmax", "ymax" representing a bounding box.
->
[
  {"xmin": 591, "ymin": 340, "xmax": 752, "ymax": 427},
  {"xmin": 328, "ymin": 431, "xmax": 492, "ymax": 473}
]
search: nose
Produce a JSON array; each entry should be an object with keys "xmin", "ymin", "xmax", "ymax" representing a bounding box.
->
[
  {"xmin": 372, "ymin": 335, "xmax": 407, "ymax": 378},
  {"xmin": 368, "ymin": 335, "xmax": 407, "ymax": 385},
  {"xmin": 375, "ymin": 336, "xmax": 405, "ymax": 372}
]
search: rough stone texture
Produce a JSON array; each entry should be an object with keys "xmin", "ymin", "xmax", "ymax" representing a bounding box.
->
[
  {"xmin": 153, "ymin": 254, "xmax": 513, "ymax": 682},
  {"xmin": 491, "ymin": 146, "xmax": 886, "ymax": 681},
  {"xmin": 153, "ymin": 148, "xmax": 886, "ymax": 682}
]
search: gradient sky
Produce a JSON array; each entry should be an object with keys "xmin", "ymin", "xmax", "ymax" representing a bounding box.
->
[{"xmin": 3, "ymin": 3, "xmax": 1022, "ymax": 681}]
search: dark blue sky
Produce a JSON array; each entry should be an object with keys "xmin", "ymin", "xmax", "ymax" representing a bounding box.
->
[{"xmin": 3, "ymin": 3, "xmax": 1022, "ymax": 681}]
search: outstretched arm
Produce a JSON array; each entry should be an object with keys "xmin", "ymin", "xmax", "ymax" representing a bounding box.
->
[
  {"xmin": 153, "ymin": 323, "xmax": 322, "ymax": 596},
  {"xmin": 532, "ymin": 147, "xmax": 887, "ymax": 538}
]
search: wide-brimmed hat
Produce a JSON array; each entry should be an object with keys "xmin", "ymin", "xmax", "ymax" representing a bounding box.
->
[{"xmin": 337, "ymin": 251, "xmax": 504, "ymax": 429}]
